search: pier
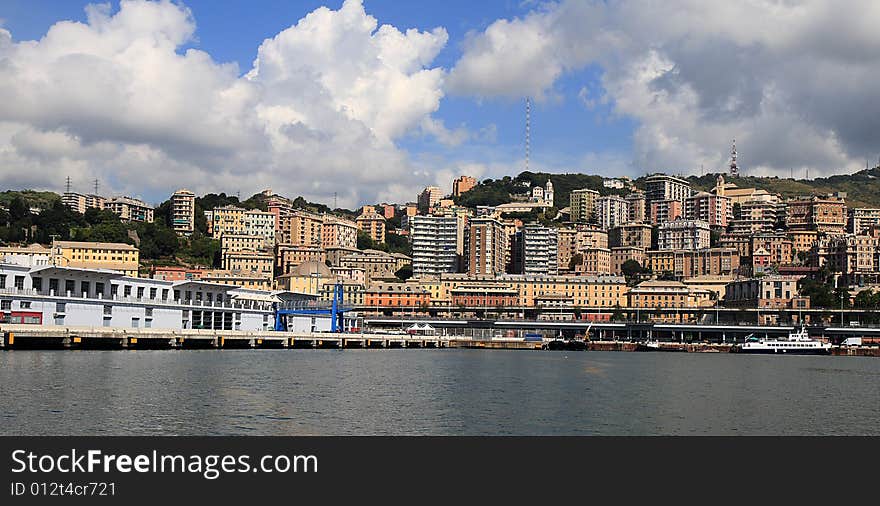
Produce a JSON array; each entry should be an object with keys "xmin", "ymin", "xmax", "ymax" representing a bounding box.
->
[
  {"xmin": 2, "ymin": 323, "xmax": 877, "ymax": 355},
  {"xmin": 0, "ymin": 324, "xmax": 452, "ymax": 350}
]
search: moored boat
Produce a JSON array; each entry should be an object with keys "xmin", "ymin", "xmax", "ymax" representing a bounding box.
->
[{"xmin": 737, "ymin": 326, "xmax": 831, "ymax": 355}]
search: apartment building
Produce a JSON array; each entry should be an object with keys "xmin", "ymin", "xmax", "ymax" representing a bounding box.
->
[
  {"xmin": 467, "ymin": 217, "xmax": 508, "ymax": 276},
  {"xmin": 53, "ymin": 241, "xmax": 140, "ymax": 277},
  {"xmin": 418, "ymin": 186, "xmax": 443, "ymax": 213},
  {"xmin": 356, "ymin": 206, "xmax": 386, "ymax": 243},
  {"xmin": 221, "ymin": 250, "xmax": 273, "ymax": 277},
  {"xmin": 105, "ymin": 196, "xmax": 154, "ymax": 223},
  {"xmin": 429, "ymin": 273, "xmax": 627, "ymax": 308},
  {"xmin": 578, "ymin": 247, "xmax": 612, "ymax": 275},
  {"xmin": 171, "ymin": 189, "xmax": 196, "ymax": 236},
  {"xmin": 339, "ymin": 250, "xmax": 400, "ymax": 281},
  {"xmin": 609, "ymin": 222, "xmax": 652, "ymax": 249},
  {"xmin": 644, "ymin": 175, "xmax": 691, "ymax": 205},
  {"xmin": 453, "ymin": 175, "xmax": 477, "ymax": 197},
  {"xmin": 200, "ymin": 269, "xmax": 273, "ymax": 291},
  {"xmin": 724, "ymin": 276, "xmax": 807, "ymax": 309},
  {"xmin": 750, "ymin": 232, "xmax": 794, "ymax": 265},
  {"xmin": 322, "ymin": 215, "xmax": 358, "ymax": 249},
  {"xmin": 650, "ymin": 199, "xmax": 683, "ymax": 225},
  {"xmin": 785, "ymin": 193, "xmax": 847, "ymax": 234},
  {"xmin": 210, "ymin": 205, "xmax": 246, "ymax": 238},
  {"xmin": 645, "ymin": 248, "xmax": 739, "ymax": 279},
  {"xmin": 627, "ymin": 280, "xmax": 713, "ymax": 313},
  {"xmin": 365, "ymin": 282, "xmax": 431, "ymax": 308},
  {"xmin": 411, "ymin": 215, "xmax": 460, "ymax": 277},
  {"xmin": 594, "ymin": 195, "xmax": 629, "ymax": 230},
  {"xmin": 685, "ymin": 191, "xmax": 729, "ymax": 228},
  {"xmin": 570, "ymin": 189, "xmax": 600, "ymax": 223},
  {"xmin": 658, "ymin": 219, "xmax": 711, "ymax": 250},
  {"xmin": 521, "ymin": 225, "xmax": 558, "ymax": 275},
  {"xmin": 62, "ymin": 192, "xmax": 106, "ymax": 214},
  {"xmin": 278, "ymin": 210, "xmax": 323, "ymax": 246},
  {"xmin": 556, "ymin": 228, "xmax": 578, "ymax": 273},
  {"xmin": 729, "ymin": 197, "xmax": 783, "ymax": 236},
  {"xmin": 625, "ymin": 191, "xmax": 646, "ymax": 223},
  {"xmin": 849, "ymin": 208, "xmax": 880, "ymax": 235}
]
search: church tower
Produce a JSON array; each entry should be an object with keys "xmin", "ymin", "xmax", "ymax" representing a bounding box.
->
[{"xmin": 545, "ymin": 180, "xmax": 554, "ymax": 207}]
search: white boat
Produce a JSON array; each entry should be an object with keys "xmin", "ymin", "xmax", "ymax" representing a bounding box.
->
[{"xmin": 738, "ymin": 326, "xmax": 831, "ymax": 355}]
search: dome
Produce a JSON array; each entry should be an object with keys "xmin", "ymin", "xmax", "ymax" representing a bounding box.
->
[{"xmin": 292, "ymin": 260, "xmax": 332, "ymax": 277}]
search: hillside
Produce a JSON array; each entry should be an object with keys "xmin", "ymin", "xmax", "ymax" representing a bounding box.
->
[
  {"xmin": 681, "ymin": 166, "xmax": 880, "ymax": 208},
  {"xmin": 457, "ymin": 166, "xmax": 880, "ymax": 210}
]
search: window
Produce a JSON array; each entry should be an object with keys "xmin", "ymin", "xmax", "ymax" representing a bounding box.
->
[
  {"xmin": 20, "ymin": 301, "xmax": 31, "ymax": 309},
  {"xmin": 162, "ymin": 289, "xmax": 169, "ymax": 300},
  {"xmin": 95, "ymin": 282, "xmax": 104, "ymax": 296},
  {"xmin": 14, "ymin": 276, "xmax": 25, "ymax": 290},
  {"xmin": 64, "ymin": 280, "xmax": 75, "ymax": 294},
  {"xmin": 150, "ymin": 288, "xmax": 157, "ymax": 299},
  {"xmin": 1, "ymin": 300, "xmax": 11, "ymax": 311},
  {"xmin": 131, "ymin": 317, "xmax": 139, "ymax": 328},
  {"xmin": 137, "ymin": 287, "xmax": 144, "ymax": 299},
  {"xmin": 49, "ymin": 278, "xmax": 59, "ymax": 294},
  {"xmin": 55, "ymin": 302, "xmax": 66, "ymax": 313},
  {"xmin": 103, "ymin": 305, "xmax": 112, "ymax": 315},
  {"xmin": 81, "ymin": 281, "xmax": 90, "ymax": 296},
  {"xmin": 124, "ymin": 285, "xmax": 132, "ymax": 297},
  {"xmin": 174, "ymin": 290, "xmax": 181, "ymax": 301}
]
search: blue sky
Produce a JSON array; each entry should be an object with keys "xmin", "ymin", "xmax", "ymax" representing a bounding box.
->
[
  {"xmin": 1, "ymin": 1, "xmax": 874, "ymax": 206},
  {"xmin": 0, "ymin": 0, "xmax": 637, "ymax": 197}
]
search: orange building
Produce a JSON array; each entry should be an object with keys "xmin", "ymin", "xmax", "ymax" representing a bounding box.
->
[{"xmin": 453, "ymin": 175, "xmax": 477, "ymax": 197}]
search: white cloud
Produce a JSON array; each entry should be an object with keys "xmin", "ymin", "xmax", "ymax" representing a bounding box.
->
[
  {"xmin": 0, "ymin": 0, "xmax": 451, "ymax": 207},
  {"xmin": 448, "ymin": 0, "xmax": 880, "ymax": 177}
]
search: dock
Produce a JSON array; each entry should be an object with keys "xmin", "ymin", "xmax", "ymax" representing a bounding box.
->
[
  {"xmin": 0, "ymin": 324, "xmax": 452, "ymax": 350},
  {"xmin": 2, "ymin": 325, "xmax": 877, "ymax": 355}
]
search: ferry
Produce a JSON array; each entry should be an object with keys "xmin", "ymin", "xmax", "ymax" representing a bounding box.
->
[{"xmin": 738, "ymin": 326, "xmax": 831, "ymax": 355}]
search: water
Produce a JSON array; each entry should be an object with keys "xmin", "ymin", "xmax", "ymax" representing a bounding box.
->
[{"xmin": 1, "ymin": 350, "xmax": 877, "ymax": 435}]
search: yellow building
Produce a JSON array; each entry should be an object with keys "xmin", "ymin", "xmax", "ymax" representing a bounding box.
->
[
  {"xmin": 199, "ymin": 270, "xmax": 273, "ymax": 291},
  {"xmin": 356, "ymin": 206, "xmax": 387, "ymax": 243},
  {"xmin": 221, "ymin": 250, "xmax": 274, "ymax": 277},
  {"xmin": 211, "ymin": 205, "xmax": 246, "ymax": 238},
  {"xmin": 429, "ymin": 273, "xmax": 627, "ymax": 308},
  {"xmin": 53, "ymin": 241, "xmax": 139, "ymax": 277},
  {"xmin": 627, "ymin": 280, "xmax": 713, "ymax": 309},
  {"xmin": 275, "ymin": 261, "xmax": 334, "ymax": 294}
]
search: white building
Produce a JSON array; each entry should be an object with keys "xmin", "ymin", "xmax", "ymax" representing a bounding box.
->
[
  {"xmin": 594, "ymin": 196, "xmax": 629, "ymax": 230},
  {"xmin": 658, "ymin": 219, "xmax": 711, "ymax": 250},
  {"xmin": 411, "ymin": 215, "xmax": 460, "ymax": 277},
  {"xmin": 522, "ymin": 225, "xmax": 558, "ymax": 275},
  {"xmin": 0, "ymin": 261, "xmax": 351, "ymax": 332}
]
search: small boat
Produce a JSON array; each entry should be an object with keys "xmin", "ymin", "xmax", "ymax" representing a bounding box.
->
[
  {"xmin": 737, "ymin": 326, "xmax": 831, "ymax": 355},
  {"xmin": 636, "ymin": 340, "xmax": 687, "ymax": 352}
]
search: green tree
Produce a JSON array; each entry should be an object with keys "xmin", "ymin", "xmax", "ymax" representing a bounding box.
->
[
  {"xmin": 621, "ymin": 259, "xmax": 642, "ymax": 280},
  {"xmin": 395, "ymin": 265, "xmax": 413, "ymax": 281},
  {"xmin": 357, "ymin": 230, "xmax": 376, "ymax": 250}
]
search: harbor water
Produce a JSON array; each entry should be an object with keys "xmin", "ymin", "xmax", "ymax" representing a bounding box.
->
[{"xmin": 1, "ymin": 350, "xmax": 877, "ymax": 435}]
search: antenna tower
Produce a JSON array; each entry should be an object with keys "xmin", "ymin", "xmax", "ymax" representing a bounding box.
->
[
  {"xmin": 729, "ymin": 139, "xmax": 739, "ymax": 177},
  {"xmin": 94, "ymin": 178, "xmax": 99, "ymax": 195},
  {"xmin": 65, "ymin": 176, "xmax": 71, "ymax": 194},
  {"xmin": 525, "ymin": 97, "xmax": 530, "ymax": 173}
]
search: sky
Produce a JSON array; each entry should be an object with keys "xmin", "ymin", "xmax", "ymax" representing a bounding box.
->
[{"xmin": 1, "ymin": 0, "xmax": 878, "ymax": 208}]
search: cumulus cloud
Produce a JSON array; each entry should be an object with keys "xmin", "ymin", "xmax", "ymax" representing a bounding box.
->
[
  {"xmin": 448, "ymin": 0, "xmax": 880, "ymax": 177},
  {"xmin": 0, "ymin": 0, "xmax": 450, "ymax": 207}
]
